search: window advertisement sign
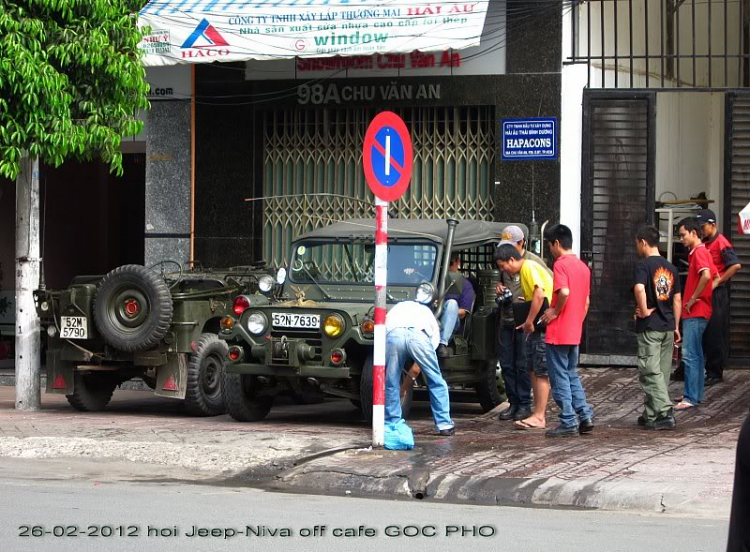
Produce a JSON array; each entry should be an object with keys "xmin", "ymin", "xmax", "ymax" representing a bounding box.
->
[
  {"xmin": 501, "ymin": 118, "xmax": 558, "ymax": 161},
  {"xmin": 138, "ymin": 0, "xmax": 491, "ymax": 67},
  {"xmin": 245, "ymin": 0, "xmax": 506, "ymax": 79}
]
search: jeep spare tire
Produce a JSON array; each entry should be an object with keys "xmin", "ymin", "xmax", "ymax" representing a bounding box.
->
[{"xmin": 93, "ymin": 265, "xmax": 173, "ymax": 352}]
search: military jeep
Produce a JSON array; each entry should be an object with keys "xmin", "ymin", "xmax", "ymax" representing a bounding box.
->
[
  {"xmin": 34, "ymin": 262, "xmax": 280, "ymax": 415},
  {"xmin": 220, "ymin": 219, "xmax": 527, "ymax": 422}
]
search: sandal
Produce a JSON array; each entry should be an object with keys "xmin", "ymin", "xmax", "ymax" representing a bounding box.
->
[
  {"xmin": 674, "ymin": 400, "xmax": 695, "ymax": 411},
  {"xmin": 514, "ymin": 419, "xmax": 547, "ymax": 431}
]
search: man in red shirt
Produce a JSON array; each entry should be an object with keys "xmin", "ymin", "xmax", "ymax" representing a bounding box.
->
[
  {"xmin": 539, "ymin": 224, "xmax": 594, "ymax": 437},
  {"xmin": 676, "ymin": 217, "xmax": 718, "ymax": 410},
  {"xmin": 696, "ymin": 209, "xmax": 742, "ymax": 385}
]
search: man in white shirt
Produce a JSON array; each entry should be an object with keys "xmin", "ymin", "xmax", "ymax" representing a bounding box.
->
[{"xmin": 385, "ymin": 301, "xmax": 455, "ymax": 436}]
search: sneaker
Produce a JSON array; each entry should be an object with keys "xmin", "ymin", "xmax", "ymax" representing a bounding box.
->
[
  {"xmin": 545, "ymin": 425, "xmax": 579, "ymax": 438},
  {"xmin": 705, "ymin": 376, "xmax": 723, "ymax": 387},
  {"xmin": 644, "ymin": 414, "xmax": 676, "ymax": 430},
  {"xmin": 579, "ymin": 418, "xmax": 594, "ymax": 435},
  {"xmin": 498, "ymin": 405, "xmax": 518, "ymax": 421},
  {"xmin": 437, "ymin": 427, "xmax": 455, "ymax": 437}
]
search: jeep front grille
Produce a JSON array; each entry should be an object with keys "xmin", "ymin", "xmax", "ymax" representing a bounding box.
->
[{"xmin": 270, "ymin": 329, "xmax": 323, "ymax": 363}]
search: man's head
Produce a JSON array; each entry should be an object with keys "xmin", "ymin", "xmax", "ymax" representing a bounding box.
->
[
  {"xmin": 544, "ymin": 224, "xmax": 574, "ymax": 258},
  {"xmin": 635, "ymin": 225, "xmax": 660, "ymax": 257},
  {"xmin": 678, "ymin": 217, "xmax": 703, "ymax": 248},
  {"xmin": 449, "ymin": 252, "xmax": 461, "ymax": 272},
  {"xmin": 696, "ymin": 209, "xmax": 718, "ymax": 241},
  {"xmin": 494, "ymin": 243, "xmax": 524, "ymax": 274},
  {"xmin": 497, "ymin": 225, "xmax": 525, "ymax": 254}
]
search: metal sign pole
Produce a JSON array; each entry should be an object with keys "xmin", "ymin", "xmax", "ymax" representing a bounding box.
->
[
  {"xmin": 362, "ymin": 110, "xmax": 412, "ymax": 448},
  {"xmin": 372, "ymin": 197, "xmax": 388, "ymax": 447}
]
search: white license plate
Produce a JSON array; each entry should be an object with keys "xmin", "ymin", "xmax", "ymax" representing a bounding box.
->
[
  {"xmin": 60, "ymin": 316, "xmax": 88, "ymax": 339},
  {"xmin": 272, "ymin": 313, "xmax": 320, "ymax": 329}
]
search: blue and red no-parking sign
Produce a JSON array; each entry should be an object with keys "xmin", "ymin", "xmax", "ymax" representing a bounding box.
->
[{"xmin": 363, "ymin": 111, "xmax": 413, "ymax": 202}]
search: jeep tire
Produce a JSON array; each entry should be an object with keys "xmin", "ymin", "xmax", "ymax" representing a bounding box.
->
[
  {"xmin": 474, "ymin": 360, "xmax": 506, "ymax": 412},
  {"xmin": 185, "ymin": 334, "xmax": 227, "ymax": 416},
  {"xmin": 224, "ymin": 373, "xmax": 273, "ymax": 422},
  {"xmin": 360, "ymin": 355, "xmax": 413, "ymax": 422},
  {"xmin": 93, "ymin": 265, "xmax": 173, "ymax": 353},
  {"xmin": 66, "ymin": 372, "xmax": 118, "ymax": 412}
]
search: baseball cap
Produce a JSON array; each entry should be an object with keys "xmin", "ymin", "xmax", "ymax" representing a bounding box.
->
[
  {"xmin": 497, "ymin": 225, "xmax": 525, "ymax": 247},
  {"xmin": 696, "ymin": 209, "xmax": 717, "ymax": 224}
]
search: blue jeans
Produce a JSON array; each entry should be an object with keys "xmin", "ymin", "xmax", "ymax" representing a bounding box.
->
[
  {"xmin": 386, "ymin": 327, "xmax": 454, "ymax": 431},
  {"xmin": 439, "ymin": 299, "xmax": 460, "ymax": 346},
  {"xmin": 546, "ymin": 344, "xmax": 593, "ymax": 428},
  {"xmin": 500, "ymin": 328, "xmax": 531, "ymax": 408},
  {"xmin": 683, "ymin": 317, "xmax": 709, "ymax": 405}
]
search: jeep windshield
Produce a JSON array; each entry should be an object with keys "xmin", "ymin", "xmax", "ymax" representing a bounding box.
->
[{"xmin": 290, "ymin": 241, "xmax": 438, "ymax": 286}]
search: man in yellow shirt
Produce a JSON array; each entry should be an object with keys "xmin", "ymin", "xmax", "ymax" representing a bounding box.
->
[{"xmin": 495, "ymin": 244, "xmax": 553, "ymax": 430}]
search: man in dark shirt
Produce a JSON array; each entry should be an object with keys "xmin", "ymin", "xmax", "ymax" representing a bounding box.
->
[
  {"xmin": 495, "ymin": 225, "xmax": 551, "ymax": 422},
  {"xmin": 633, "ymin": 226, "xmax": 682, "ymax": 430},
  {"xmin": 436, "ymin": 253, "xmax": 475, "ymax": 358},
  {"xmin": 696, "ymin": 209, "xmax": 742, "ymax": 385}
]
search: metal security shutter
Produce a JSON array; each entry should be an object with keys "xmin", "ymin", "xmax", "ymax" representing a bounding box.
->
[
  {"xmin": 262, "ymin": 106, "xmax": 495, "ymax": 267},
  {"xmin": 727, "ymin": 93, "xmax": 750, "ymax": 363},
  {"xmin": 581, "ymin": 93, "xmax": 655, "ymax": 359}
]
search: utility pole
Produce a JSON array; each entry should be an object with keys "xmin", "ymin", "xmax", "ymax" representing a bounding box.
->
[{"xmin": 15, "ymin": 156, "xmax": 41, "ymax": 411}]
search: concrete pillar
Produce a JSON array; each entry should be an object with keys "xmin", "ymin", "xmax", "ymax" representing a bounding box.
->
[{"xmin": 144, "ymin": 100, "xmax": 191, "ymax": 266}]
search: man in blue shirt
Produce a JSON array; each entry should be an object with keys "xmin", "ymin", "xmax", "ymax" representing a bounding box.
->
[{"xmin": 437, "ymin": 253, "xmax": 476, "ymax": 358}]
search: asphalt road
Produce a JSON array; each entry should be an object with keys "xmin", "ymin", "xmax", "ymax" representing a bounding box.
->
[{"xmin": 0, "ymin": 469, "xmax": 728, "ymax": 552}]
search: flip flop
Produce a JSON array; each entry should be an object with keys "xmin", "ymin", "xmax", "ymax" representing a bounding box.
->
[
  {"xmin": 674, "ymin": 400, "xmax": 696, "ymax": 411},
  {"xmin": 514, "ymin": 419, "xmax": 546, "ymax": 431}
]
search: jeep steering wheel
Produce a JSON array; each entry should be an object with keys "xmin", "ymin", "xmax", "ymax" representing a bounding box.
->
[{"xmin": 149, "ymin": 260, "xmax": 183, "ymax": 285}]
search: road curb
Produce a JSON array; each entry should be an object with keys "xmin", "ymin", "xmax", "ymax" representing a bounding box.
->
[{"xmin": 269, "ymin": 447, "xmax": 731, "ymax": 518}]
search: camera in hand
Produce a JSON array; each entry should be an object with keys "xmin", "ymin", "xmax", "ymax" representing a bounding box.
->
[{"xmin": 495, "ymin": 288, "xmax": 513, "ymax": 306}]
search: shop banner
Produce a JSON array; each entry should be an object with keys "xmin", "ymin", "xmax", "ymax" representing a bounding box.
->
[{"xmin": 138, "ymin": 0, "xmax": 490, "ymax": 67}]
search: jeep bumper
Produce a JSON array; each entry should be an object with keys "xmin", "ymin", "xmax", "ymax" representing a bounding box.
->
[{"xmin": 225, "ymin": 362, "xmax": 349, "ymax": 380}]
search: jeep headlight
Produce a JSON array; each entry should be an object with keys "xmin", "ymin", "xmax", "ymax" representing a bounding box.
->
[
  {"xmin": 40, "ymin": 301, "xmax": 49, "ymax": 312},
  {"xmin": 258, "ymin": 275, "xmax": 274, "ymax": 294},
  {"xmin": 415, "ymin": 282, "xmax": 435, "ymax": 305},
  {"xmin": 323, "ymin": 314, "xmax": 345, "ymax": 338},
  {"xmin": 246, "ymin": 312, "xmax": 268, "ymax": 335}
]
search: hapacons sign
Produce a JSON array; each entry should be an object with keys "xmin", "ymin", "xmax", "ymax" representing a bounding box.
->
[{"xmin": 138, "ymin": 0, "xmax": 490, "ymax": 66}]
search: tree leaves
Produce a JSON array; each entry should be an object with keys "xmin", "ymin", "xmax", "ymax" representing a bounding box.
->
[{"xmin": 0, "ymin": 1, "xmax": 149, "ymax": 179}]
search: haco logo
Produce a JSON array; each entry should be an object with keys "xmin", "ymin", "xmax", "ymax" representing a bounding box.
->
[{"xmin": 181, "ymin": 19, "xmax": 230, "ymax": 59}]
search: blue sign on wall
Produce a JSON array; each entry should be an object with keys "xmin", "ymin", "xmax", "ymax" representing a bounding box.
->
[{"xmin": 501, "ymin": 118, "xmax": 557, "ymax": 161}]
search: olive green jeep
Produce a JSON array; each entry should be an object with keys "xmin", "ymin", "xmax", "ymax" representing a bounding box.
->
[
  {"xmin": 34, "ymin": 262, "xmax": 281, "ymax": 415},
  {"xmin": 220, "ymin": 219, "xmax": 527, "ymax": 422}
]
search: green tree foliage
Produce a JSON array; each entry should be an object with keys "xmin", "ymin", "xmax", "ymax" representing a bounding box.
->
[{"xmin": 0, "ymin": 0, "xmax": 149, "ymax": 179}]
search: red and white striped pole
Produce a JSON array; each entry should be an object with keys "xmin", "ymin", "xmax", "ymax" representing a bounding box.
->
[{"xmin": 372, "ymin": 197, "xmax": 388, "ymax": 447}]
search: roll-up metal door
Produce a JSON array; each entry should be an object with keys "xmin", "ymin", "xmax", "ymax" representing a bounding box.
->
[
  {"xmin": 726, "ymin": 93, "xmax": 750, "ymax": 363},
  {"xmin": 262, "ymin": 106, "xmax": 496, "ymax": 268},
  {"xmin": 581, "ymin": 92, "xmax": 656, "ymax": 359}
]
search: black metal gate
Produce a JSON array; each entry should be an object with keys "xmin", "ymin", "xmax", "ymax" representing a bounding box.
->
[
  {"xmin": 725, "ymin": 92, "xmax": 750, "ymax": 363},
  {"xmin": 581, "ymin": 92, "xmax": 656, "ymax": 359}
]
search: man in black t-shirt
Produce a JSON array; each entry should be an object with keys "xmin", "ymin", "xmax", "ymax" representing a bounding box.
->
[{"xmin": 633, "ymin": 226, "xmax": 682, "ymax": 430}]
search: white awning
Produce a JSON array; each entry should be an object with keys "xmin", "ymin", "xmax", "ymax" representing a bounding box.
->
[{"xmin": 138, "ymin": 0, "xmax": 490, "ymax": 67}]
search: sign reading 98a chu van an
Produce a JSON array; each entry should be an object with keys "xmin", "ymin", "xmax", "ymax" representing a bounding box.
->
[{"xmin": 501, "ymin": 118, "xmax": 558, "ymax": 161}]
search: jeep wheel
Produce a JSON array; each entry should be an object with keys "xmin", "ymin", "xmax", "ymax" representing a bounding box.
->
[
  {"xmin": 474, "ymin": 360, "xmax": 507, "ymax": 413},
  {"xmin": 360, "ymin": 355, "xmax": 413, "ymax": 422},
  {"xmin": 185, "ymin": 334, "xmax": 227, "ymax": 416},
  {"xmin": 66, "ymin": 372, "xmax": 118, "ymax": 412},
  {"xmin": 93, "ymin": 265, "xmax": 174, "ymax": 353},
  {"xmin": 224, "ymin": 373, "xmax": 273, "ymax": 422}
]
